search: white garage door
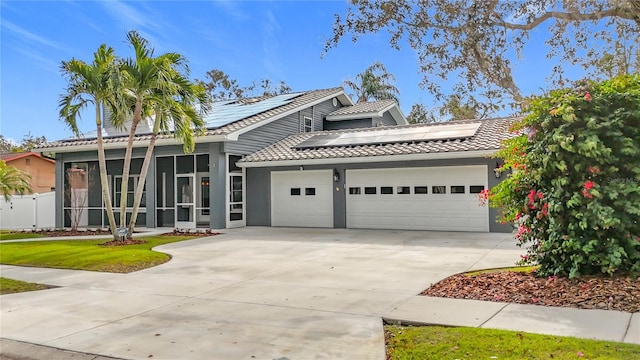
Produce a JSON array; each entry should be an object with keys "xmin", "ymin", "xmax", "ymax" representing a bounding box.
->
[
  {"xmin": 346, "ymin": 166, "xmax": 489, "ymax": 232},
  {"xmin": 271, "ymin": 170, "xmax": 333, "ymax": 228}
]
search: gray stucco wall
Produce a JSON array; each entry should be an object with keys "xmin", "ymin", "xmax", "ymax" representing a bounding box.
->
[{"xmin": 245, "ymin": 157, "xmax": 513, "ymax": 233}]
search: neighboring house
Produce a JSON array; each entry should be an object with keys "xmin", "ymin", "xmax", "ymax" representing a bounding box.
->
[
  {"xmin": 0, "ymin": 152, "xmax": 55, "ymax": 194},
  {"xmin": 37, "ymin": 86, "xmax": 514, "ymax": 233}
]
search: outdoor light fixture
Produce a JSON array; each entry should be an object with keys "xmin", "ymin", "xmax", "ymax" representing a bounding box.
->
[
  {"xmin": 333, "ymin": 169, "xmax": 340, "ymax": 182},
  {"xmin": 494, "ymin": 162, "xmax": 502, "ymax": 179}
]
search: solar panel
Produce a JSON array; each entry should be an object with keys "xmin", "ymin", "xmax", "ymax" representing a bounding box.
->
[
  {"xmin": 204, "ymin": 92, "xmax": 304, "ymax": 128},
  {"xmin": 294, "ymin": 122, "xmax": 482, "ymax": 149}
]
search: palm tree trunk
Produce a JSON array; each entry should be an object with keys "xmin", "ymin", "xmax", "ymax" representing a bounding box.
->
[
  {"xmin": 127, "ymin": 131, "xmax": 157, "ymax": 238},
  {"xmin": 95, "ymin": 105, "xmax": 118, "ymax": 240},
  {"xmin": 119, "ymin": 99, "xmax": 142, "ymax": 228}
]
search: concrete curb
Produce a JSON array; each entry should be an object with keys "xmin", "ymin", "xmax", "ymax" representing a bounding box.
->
[{"xmin": 0, "ymin": 338, "xmax": 127, "ymax": 360}]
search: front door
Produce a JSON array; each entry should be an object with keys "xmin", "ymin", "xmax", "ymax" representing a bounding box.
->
[
  {"xmin": 175, "ymin": 174, "xmax": 196, "ymax": 228},
  {"xmin": 227, "ymin": 173, "xmax": 245, "ymax": 228}
]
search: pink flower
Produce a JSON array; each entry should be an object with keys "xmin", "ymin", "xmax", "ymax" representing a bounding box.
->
[
  {"xmin": 584, "ymin": 181, "xmax": 595, "ymax": 190},
  {"xmin": 585, "ymin": 92, "xmax": 592, "ymax": 102},
  {"xmin": 541, "ymin": 202, "xmax": 549, "ymax": 216},
  {"xmin": 577, "ymin": 351, "xmax": 584, "ymax": 357},
  {"xmin": 532, "ymin": 298, "xmax": 538, "ymax": 303}
]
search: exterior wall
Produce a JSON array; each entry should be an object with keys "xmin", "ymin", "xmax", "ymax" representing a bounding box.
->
[
  {"xmin": 245, "ymin": 157, "xmax": 513, "ymax": 233},
  {"xmin": 6, "ymin": 155, "xmax": 55, "ymax": 194},
  {"xmin": 224, "ymin": 98, "xmax": 343, "ymax": 155},
  {"xmin": 324, "ymin": 118, "xmax": 372, "ymax": 130},
  {"xmin": 378, "ymin": 111, "xmax": 398, "ymax": 127}
]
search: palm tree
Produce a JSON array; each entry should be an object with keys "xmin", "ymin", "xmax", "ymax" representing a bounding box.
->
[
  {"xmin": 119, "ymin": 31, "xmax": 208, "ymax": 237},
  {"xmin": 343, "ymin": 61, "xmax": 400, "ymax": 103},
  {"xmin": 0, "ymin": 160, "xmax": 32, "ymax": 201},
  {"xmin": 59, "ymin": 45, "xmax": 126, "ymax": 240}
]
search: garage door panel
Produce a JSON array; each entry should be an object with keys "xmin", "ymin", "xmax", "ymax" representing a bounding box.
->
[
  {"xmin": 346, "ymin": 166, "xmax": 489, "ymax": 232},
  {"xmin": 271, "ymin": 170, "xmax": 333, "ymax": 228}
]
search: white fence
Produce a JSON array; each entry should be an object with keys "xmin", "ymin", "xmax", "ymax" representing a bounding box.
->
[{"xmin": 0, "ymin": 192, "xmax": 56, "ymax": 230}]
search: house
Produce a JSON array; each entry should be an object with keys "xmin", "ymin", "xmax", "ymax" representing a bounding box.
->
[
  {"xmin": 37, "ymin": 87, "xmax": 514, "ymax": 232},
  {"xmin": 0, "ymin": 152, "xmax": 55, "ymax": 194}
]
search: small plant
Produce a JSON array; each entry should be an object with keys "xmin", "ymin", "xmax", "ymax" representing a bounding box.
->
[{"xmin": 488, "ymin": 74, "xmax": 640, "ymax": 278}]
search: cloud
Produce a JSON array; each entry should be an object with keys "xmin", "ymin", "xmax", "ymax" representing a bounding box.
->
[
  {"xmin": 12, "ymin": 45, "xmax": 60, "ymax": 74},
  {"xmin": 262, "ymin": 9, "xmax": 284, "ymax": 79},
  {"xmin": 1, "ymin": 20, "xmax": 69, "ymax": 52},
  {"xmin": 211, "ymin": 0, "xmax": 250, "ymax": 21}
]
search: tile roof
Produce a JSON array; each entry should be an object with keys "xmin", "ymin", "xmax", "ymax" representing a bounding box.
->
[
  {"xmin": 0, "ymin": 152, "xmax": 55, "ymax": 163},
  {"xmin": 37, "ymin": 87, "xmax": 345, "ymax": 150},
  {"xmin": 326, "ymin": 100, "xmax": 396, "ymax": 117},
  {"xmin": 240, "ymin": 117, "xmax": 518, "ymax": 164}
]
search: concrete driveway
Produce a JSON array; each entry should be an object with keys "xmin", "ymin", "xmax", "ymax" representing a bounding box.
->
[{"xmin": 0, "ymin": 227, "xmax": 522, "ymax": 360}]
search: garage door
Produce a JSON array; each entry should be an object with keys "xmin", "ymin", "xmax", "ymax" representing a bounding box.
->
[
  {"xmin": 271, "ymin": 170, "xmax": 333, "ymax": 228},
  {"xmin": 346, "ymin": 166, "xmax": 489, "ymax": 232}
]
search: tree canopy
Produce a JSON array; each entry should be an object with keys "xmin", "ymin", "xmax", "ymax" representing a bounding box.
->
[
  {"xmin": 198, "ymin": 69, "xmax": 292, "ymax": 100},
  {"xmin": 0, "ymin": 134, "xmax": 49, "ymax": 154},
  {"xmin": 327, "ymin": 0, "xmax": 640, "ymax": 113},
  {"xmin": 343, "ymin": 61, "xmax": 400, "ymax": 103}
]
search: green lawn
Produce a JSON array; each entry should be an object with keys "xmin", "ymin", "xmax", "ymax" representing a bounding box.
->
[
  {"xmin": 0, "ymin": 277, "xmax": 50, "ymax": 295},
  {"xmin": 385, "ymin": 325, "xmax": 640, "ymax": 360},
  {"xmin": 0, "ymin": 235, "xmax": 201, "ymax": 273},
  {"xmin": 0, "ymin": 230, "xmax": 45, "ymax": 241}
]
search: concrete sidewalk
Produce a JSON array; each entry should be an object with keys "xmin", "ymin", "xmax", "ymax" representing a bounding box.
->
[
  {"xmin": 1, "ymin": 227, "xmax": 638, "ymax": 360},
  {"xmin": 385, "ymin": 296, "xmax": 639, "ymax": 344}
]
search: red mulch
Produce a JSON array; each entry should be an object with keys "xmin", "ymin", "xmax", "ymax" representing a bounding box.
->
[
  {"xmin": 421, "ymin": 271, "xmax": 640, "ymax": 313},
  {"xmin": 164, "ymin": 229, "xmax": 221, "ymax": 237},
  {"xmin": 99, "ymin": 239, "xmax": 148, "ymax": 246},
  {"xmin": 29, "ymin": 229, "xmax": 113, "ymax": 237}
]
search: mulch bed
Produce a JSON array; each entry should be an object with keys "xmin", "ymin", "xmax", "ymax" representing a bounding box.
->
[
  {"xmin": 421, "ymin": 271, "xmax": 640, "ymax": 313},
  {"xmin": 27, "ymin": 229, "xmax": 113, "ymax": 237},
  {"xmin": 99, "ymin": 239, "xmax": 148, "ymax": 246}
]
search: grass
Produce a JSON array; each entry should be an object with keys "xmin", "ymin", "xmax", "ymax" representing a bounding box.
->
[
  {"xmin": 0, "ymin": 235, "xmax": 200, "ymax": 273},
  {"xmin": 0, "ymin": 230, "xmax": 45, "ymax": 241},
  {"xmin": 465, "ymin": 265, "xmax": 538, "ymax": 276},
  {"xmin": 0, "ymin": 277, "xmax": 50, "ymax": 295},
  {"xmin": 385, "ymin": 325, "xmax": 640, "ymax": 360}
]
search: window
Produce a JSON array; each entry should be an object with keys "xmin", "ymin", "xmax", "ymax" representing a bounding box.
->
[
  {"xmin": 414, "ymin": 186, "xmax": 428, "ymax": 194},
  {"xmin": 302, "ymin": 116, "xmax": 313, "ymax": 133},
  {"xmin": 364, "ymin": 187, "xmax": 377, "ymax": 194},
  {"xmin": 432, "ymin": 186, "xmax": 447, "ymax": 194},
  {"xmin": 470, "ymin": 185, "xmax": 485, "ymax": 194},
  {"xmin": 451, "ymin": 186, "xmax": 466, "ymax": 194},
  {"xmin": 290, "ymin": 188, "xmax": 301, "ymax": 196},
  {"xmin": 349, "ymin": 187, "xmax": 361, "ymax": 195},
  {"xmin": 305, "ymin": 187, "xmax": 316, "ymax": 196},
  {"xmin": 397, "ymin": 186, "xmax": 411, "ymax": 194},
  {"xmin": 25, "ymin": 158, "xmax": 31, "ymax": 166},
  {"xmin": 114, "ymin": 175, "xmax": 145, "ymax": 207},
  {"xmin": 381, "ymin": 186, "xmax": 393, "ymax": 194}
]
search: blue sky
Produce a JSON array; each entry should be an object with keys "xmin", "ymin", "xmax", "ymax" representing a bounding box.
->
[{"xmin": 1, "ymin": 0, "xmax": 572, "ymax": 143}]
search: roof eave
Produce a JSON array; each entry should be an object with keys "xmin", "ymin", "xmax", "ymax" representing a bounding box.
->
[
  {"xmin": 35, "ymin": 134, "xmax": 230, "ymax": 154},
  {"xmin": 238, "ymin": 149, "xmax": 498, "ymax": 168}
]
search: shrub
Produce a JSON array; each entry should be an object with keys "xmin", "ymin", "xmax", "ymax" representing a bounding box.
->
[{"xmin": 489, "ymin": 75, "xmax": 640, "ymax": 278}]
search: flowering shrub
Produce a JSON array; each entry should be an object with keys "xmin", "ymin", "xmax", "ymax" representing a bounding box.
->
[{"xmin": 489, "ymin": 75, "xmax": 640, "ymax": 278}]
